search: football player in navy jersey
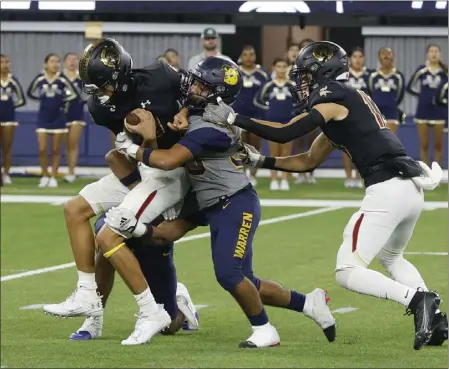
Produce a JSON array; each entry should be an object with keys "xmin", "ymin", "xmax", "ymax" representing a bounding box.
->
[
  {"xmin": 203, "ymin": 41, "xmax": 446, "ymax": 350},
  {"xmin": 63, "ymin": 52, "xmax": 87, "ymax": 184},
  {"xmin": 234, "ymin": 45, "xmax": 269, "ymax": 186},
  {"xmin": 256, "ymin": 58, "xmax": 295, "ymax": 191},
  {"xmin": 368, "ymin": 47, "xmax": 405, "ymax": 135},
  {"xmin": 342, "ymin": 47, "xmax": 371, "ymax": 189},
  {"xmin": 407, "ymin": 44, "xmax": 448, "ymax": 166},
  {"xmin": 27, "ymin": 53, "xmax": 78, "ymax": 188},
  {"xmin": 0, "ymin": 54, "xmax": 26, "ymax": 185}
]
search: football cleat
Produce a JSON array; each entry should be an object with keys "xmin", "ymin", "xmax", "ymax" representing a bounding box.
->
[
  {"xmin": 43, "ymin": 287, "xmax": 103, "ymax": 318},
  {"xmin": 182, "ymin": 312, "xmax": 199, "ymax": 331},
  {"xmin": 176, "ymin": 282, "xmax": 199, "ymax": 330},
  {"xmin": 121, "ymin": 304, "xmax": 172, "ymax": 346},
  {"xmin": 303, "ymin": 288, "xmax": 336, "ymax": 342},
  {"xmin": 406, "ymin": 290, "xmax": 441, "ymax": 350},
  {"xmin": 426, "ymin": 311, "xmax": 448, "ymax": 346},
  {"xmin": 70, "ymin": 315, "xmax": 104, "ymax": 340},
  {"xmin": 239, "ymin": 323, "xmax": 280, "ymax": 348}
]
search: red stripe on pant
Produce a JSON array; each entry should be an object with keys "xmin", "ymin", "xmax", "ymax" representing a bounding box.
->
[
  {"xmin": 135, "ymin": 190, "xmax": 158, "ymax": 220},
  {"xmin": 352, "ymin": 213, "xmax": 365, "ymax": 252}
]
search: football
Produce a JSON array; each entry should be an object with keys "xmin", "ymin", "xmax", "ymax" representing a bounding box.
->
[{"xmin": 125, "ymin": 112, "xmax": 140, "ymax": 126}]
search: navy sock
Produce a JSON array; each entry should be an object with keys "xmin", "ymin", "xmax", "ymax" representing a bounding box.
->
[
  {"xmin": 247, "ymin": 308, "xmax": 269, "ymax": 327},
  {"xmin": 287, "ymin": 290, "xmax": 306, "ymax": 312}
]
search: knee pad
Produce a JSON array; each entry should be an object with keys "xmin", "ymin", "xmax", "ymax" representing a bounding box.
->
[
  {"xmin": 335, "ymin": 266, "xmax": 358, "ymax": 289},
  {"xmin": 215, "ymin": 269, "xmax": 244, "ymax": 292}
]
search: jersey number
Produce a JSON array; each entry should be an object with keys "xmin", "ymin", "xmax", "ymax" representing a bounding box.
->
[{"xmin": 357, "ymin": 90, "xmax": 387, "ymax": 129}]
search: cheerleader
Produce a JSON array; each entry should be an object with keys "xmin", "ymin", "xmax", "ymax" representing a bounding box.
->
[
  {"xmin": 64, "ymin": 52, "xmax": 86, "ymax": 183},
  {"xmin": 368, "ymin": 47, "xmax": 405, "ymax": 135},
  {"xmin": 256, "ymin": 58, "xmax": 295, "ymax": 191},
  {"xmin": 27, "ymin": 53, "xmax": 78, "ymax": 188},
  {"xmin": 233, "ymin": 45, "xmax": 269, "ymax": 186},
  {"xmin": 407, "ymin": 44, "xmax": 448, "ymax": 166},
  {"xmin": 0, "ymin": 54, "xmax": 26, "ymax": 185},
  {"xmin": 343, "ymin": 47, "xmax": 372, "ymax": 189}
]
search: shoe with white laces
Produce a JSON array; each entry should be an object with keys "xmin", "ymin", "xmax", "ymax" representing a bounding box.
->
[
  {"xmin": 43, "ymin": 287, "xmax": 103, "ymax": 318},
  {"xmin": 176, "ymin": 282, "xmax": 199, "ymax": 330},
  {"xmin": 279, "ymin": 179, "xmax": 290, "ymax": 191},
  {"xmin": 344, "ymin": 179, "xmax": 354, "ymax": 188},
  {"xmin": 239, "ymin": 323, "xmax": 280, "ymax": 348},
  {"xmin": 47, "ymin": 177, "xmax": 58, "ymax": 188},
  {"xmin": 70, "ymin": 315, "xmax": 104, "ymax": 340},
  {"xmin": 303, "ymin": 288, "xmax": 336, "ymax": 342},
  {"xmin": 38, "ymin": 176, "xmax": 50, "ymax": 188},
  {"xmin": 270, "ymin": 180, "xmax": 279, "ymax": 191},
  {"xmin": 306, "ymin": 173, "xmax": 317, "ymax": 184},
  {"xmin": 121, "ymin": 304, "xmax": 172, "ymax": 346}
]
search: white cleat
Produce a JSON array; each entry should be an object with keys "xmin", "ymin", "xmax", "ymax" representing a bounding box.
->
[
  {"xmin": 121, "ymin": 304, "xmax": 172, "ymax": 346},
  {"xmin": 303, "ymin": 288, "xmax": 336, "ymax": 342},
  {"xmin": 38, "ymin": 176, "xmax": 50, "ymax": 187},
  {"xmin": 2, "ymin": 174, "xmax": 12, "ymax": 185},
  {"xmin": 270, "ymin": 180, "xmax": 279, "ymax": 191},
  {"xmin": 47, "ymin": 177, "xmax": 58, "ymax": 188},
  {"xmin": 279, "ymin": 179, "xmax": 290, "ymax": 191},
  {"xmin": 43, "ymin": 287, "xmax": 103, "ymax": 318},
  {"xmin": 295, "ymin": 174, "xmax": 306, "ymax": 185},
  {"xmin": 354, "ymin": 179, "xmax": 364, "ymax": 189},
  {"xmin": 70, "ymin": 315, "xmax": 103, "ymax": 340},
  {"xmin": 239, "ymin": 323, "xmax": 280, "ymax": 348},
  {"xmin": 176, "ymin": 282, "xmax": 199, "ymax": 330}
]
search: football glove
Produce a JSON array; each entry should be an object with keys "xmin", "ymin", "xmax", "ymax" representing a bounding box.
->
[
  {"xmin": 104, "ymin": 207, "xmax": 147, "ymax": 238},
  {"xmin": 202, "ymin": 97, "xmax": 236, "ymax": 127}
]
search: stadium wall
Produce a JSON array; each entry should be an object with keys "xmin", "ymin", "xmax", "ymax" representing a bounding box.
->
[{"xmin": 11, "ymin": 111, "xmax": 448, "ymax": 169}]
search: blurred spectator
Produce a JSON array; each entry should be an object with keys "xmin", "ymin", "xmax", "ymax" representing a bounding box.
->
[
  {"xmin": 407, "ymin": 44, "xmax": 448, "ymax": 166},
  {"xmin": 164, "ymin": 48, "xmax": 188, "ymax": 77},
  {"xmin": 368, "ymin": 47, "xmax": 405, "ymax": 135},
  {"xmin": 233, "ymin": 45, "xmax": 269, "ymax": 187},
  {"xmin": 63, "ymin": 52, "xmax": 86, "ymax": 183},
  {"xmin": 256, "ymin": 58, "xmax": 295, "ymax": 191},
  {"xmin": 294, "ymin": 38, "xmax": 317, "ymax": 185},
  {"xmin": 342, "ymin": 47, "xmax": 371, "ymax": 189},
  {"xmin": 187, "ymin": 27, "xmax": 232, "ymax": 70},
  {"xmin": 0, "ymin": 54, "xmax": 26, "ymax": 185},
  {"xmin": 27, "ymin": 53, "xmax": 78, "ymax": 188}
]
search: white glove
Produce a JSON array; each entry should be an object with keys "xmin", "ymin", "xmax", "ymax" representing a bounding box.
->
[
  {"xmin": 202, "ymin": 97, "xmax": 236, "ymax": 127},
  {"xmin": 241, "ymin": 143, "xmax": 264, "ymax": 168},
  {"xmin": 411, "ymin": 161, "xmax": 443, "ymax": 191},
  {"xmin": 115, "ymin": 132, "xmax": 139, "ymax": 159},
  {"xmin": 104, "ymin": 207, "xmax": 147, "ymax": 238}
]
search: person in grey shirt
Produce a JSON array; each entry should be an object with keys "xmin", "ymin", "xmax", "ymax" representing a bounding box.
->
[
  {"xmin": 111, "ymin": 56, "xmax": 336, "ymax": 349},
  {"xmin": 187, "ymin": 27, "xmax": 232, "ymax": 70}
]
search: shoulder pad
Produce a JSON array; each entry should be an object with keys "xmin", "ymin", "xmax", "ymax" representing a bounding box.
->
[{"xmin": 308, "ymin": 82, "xmax": 346, "ymax": 108}]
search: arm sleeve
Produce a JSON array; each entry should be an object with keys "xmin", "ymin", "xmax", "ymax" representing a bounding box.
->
[
  {"xmin": 11, "ymin": 76, "xmax": 26, "ymax": 108},
  {"xmin": 27, "ymin": 75, "xmax": 41, "ymax": 101},
  {"xmin": 234, "ymin": 109, "xmax": 325, "ymax": 144},
  {"xmin": 177, "ymin": 127, "xmax": 232, "ymax": 157}
]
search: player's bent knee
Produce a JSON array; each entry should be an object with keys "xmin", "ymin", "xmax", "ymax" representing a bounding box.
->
[
  {"xmin": 95, "ymin": 225, "xmax": 123, "ymax": 251},
  {"xmin": 215, "ymin": 269, "xmax": 245, "ymax": 292},
  {"xmin": 379, "ymin": 250, "xmax": 402, "ymax": 272},
  {"xmin": 64, "ymin": 196, "xmax": 94, "ymax": 223},
  {"xmin": 335, "ymin": 266, "xmax": 358, "ymax": 289}
]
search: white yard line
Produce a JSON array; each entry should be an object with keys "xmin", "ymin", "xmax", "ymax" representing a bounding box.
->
[
  {"xmin": 1, "ymin": 207, "xmax": 341, "ymax": 283},
  {"xmin": 1, "ymin": 195, "xmax": 447, "ymax": 209},
  {"xmin": 404, "ymin": 252, "xmax": 448, "ymax": 256}
]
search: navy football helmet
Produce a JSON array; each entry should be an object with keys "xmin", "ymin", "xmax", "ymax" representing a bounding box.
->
[
  {"xmin": 289, "ymin": 41, "xmax": 349, "ymax": 104},
  {"xmin": 79, "ymin": 38, "xmax": 133, "ymax": 98},
  {"xmin": 182, "ymin": 57, "xmax": 242, "ymax": 109}
]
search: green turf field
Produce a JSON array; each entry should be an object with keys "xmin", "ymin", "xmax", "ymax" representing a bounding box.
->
[{"xmin": 1, "ymin": 178, "xmax": 448, "ymax": 368}]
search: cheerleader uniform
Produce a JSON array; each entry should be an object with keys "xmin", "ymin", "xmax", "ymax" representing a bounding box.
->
[{"xmin": 0, "ymin": 73, "xmax": 26, "ymax": 126}]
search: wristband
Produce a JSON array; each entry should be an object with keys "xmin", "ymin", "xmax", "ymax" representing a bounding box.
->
[
  {"xmin": 142, "ymin": 148, "xmax": 155, "ymax": 166},
  {"xmin": 262, "ymin": 156, "xmax": 276, "ymax": 170}
]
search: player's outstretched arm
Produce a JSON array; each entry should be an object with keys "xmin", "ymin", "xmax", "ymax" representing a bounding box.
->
[{"xmin": 251, "ymin": 133, "xmax": 333, "ymax": 173}]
